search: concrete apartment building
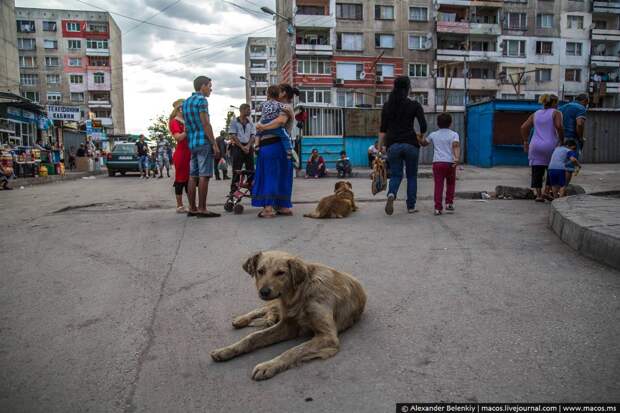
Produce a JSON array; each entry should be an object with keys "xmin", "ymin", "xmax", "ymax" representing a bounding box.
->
[
  {"xmin": 274, "ymin": 0, "xmax": 620, "ymax": 112},
  {"xmin": 14, "ymin": 7, "xmax": 125, "ymax": 135},
  {"xmin": 244, "ymin": 37, "xmax": 278, "ymax": 122},
  {"xmin": 1, "ymin": 0, "xmax": 20, "ymax": 94},
  {"xmin": 590, "ymin": 0, "xmax": 620, "ymax": 108}
]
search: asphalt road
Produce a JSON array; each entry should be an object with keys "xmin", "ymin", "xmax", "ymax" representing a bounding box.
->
[{"xmin": 1, "ymin": 174, "xmax": 619, "ymax": 413}]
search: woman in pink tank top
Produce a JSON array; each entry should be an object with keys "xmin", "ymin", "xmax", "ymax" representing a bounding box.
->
[{"xmin": 520, "ymin": 94, "xmax": 565, "ymax": 202}]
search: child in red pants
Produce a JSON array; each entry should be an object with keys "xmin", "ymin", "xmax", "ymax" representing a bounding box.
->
[{"xmin": 418, "ymin": 113, "xmax": 461, "ymax": 215}]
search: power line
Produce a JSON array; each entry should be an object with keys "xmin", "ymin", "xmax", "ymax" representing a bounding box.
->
[{"xmin": 123, "ymin": 0, "xmax": 182, "ymax": 36}]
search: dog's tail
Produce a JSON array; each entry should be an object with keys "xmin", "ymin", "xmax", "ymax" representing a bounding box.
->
[{"xmin": 303, "ymin": 211, "xmax": 321, "ymax": 219}]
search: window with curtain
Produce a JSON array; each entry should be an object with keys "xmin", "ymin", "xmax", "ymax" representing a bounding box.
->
[
  {"xmin": 409, "ymin": 7, "xmax": 428, "ymax": 21},
  {"xmin": 336, "ymin": 3, "xmax": 362, "ymax": 20},
  {"xmin": 377, "ymin": 64, "xmax": 394, "ymax": 77},
  {"xmin": 375, "ymin": 34, "xmax": 394, "ymax": 49},
  {"xmin": 338, "ymin": 33, "xmax": 363, "ymax": 51},
  {"xmin": 375, "ymin": 5, "xmax": 395, "ymax": 20}
]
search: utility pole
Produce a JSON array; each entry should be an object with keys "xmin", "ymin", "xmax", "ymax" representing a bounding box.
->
[{"xmin": 370, "ymin": 51, "xmax": 385, "ymax": 108}]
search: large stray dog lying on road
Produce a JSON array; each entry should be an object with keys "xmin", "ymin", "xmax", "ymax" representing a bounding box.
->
[
  {"xmin": 210, "ymin": 251, "xmax": 367, "ymax": 380},
  {"xmin": 303, "ymin": 181, "xmax": 358, "ymax": 219}
]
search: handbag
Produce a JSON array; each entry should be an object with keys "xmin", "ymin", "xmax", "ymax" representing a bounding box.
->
[
  {"xmin": 371, "ymin": 156, "xmax": 387, "ymax": 195},
  {"xmin": 218, "ymin": 158, "xmax": 228, "ymax": 171}
]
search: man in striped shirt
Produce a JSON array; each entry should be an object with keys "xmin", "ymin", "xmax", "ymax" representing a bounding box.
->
[{"xmin": 182, "ymin": 76, "xmax": 221, "ymax": 217}]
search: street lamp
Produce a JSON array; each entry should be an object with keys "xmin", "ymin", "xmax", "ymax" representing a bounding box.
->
[
  {"xmin": 229, "ymin": 105, "xmax": 239, "ymax": 110},
  {"xmin": 260, "ymin": 6, "xmax": 291, "ymax": 23}
]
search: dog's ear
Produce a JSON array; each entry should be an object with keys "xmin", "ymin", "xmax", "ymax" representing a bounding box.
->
[
  {"xmin": 346, "ymin": 181, "xmax": 352, "ymax": 190},
  {"xmin": 287, "ymin": 257, "xmax": 308, "ymax": 287},
  {"xmin": 334, "ymin": 181, "xmax": 344, "ymax": 192},
  {"xmin": 243, "ymin": 252, "xmax": 262, "ymax": 277}
]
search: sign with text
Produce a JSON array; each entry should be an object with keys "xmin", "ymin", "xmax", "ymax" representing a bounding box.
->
[{"xmin": 47, "ymin": 105, "xmax": 81, "ymax": 122}]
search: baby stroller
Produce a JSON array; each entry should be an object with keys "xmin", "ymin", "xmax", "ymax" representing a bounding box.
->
[{"xmin": 224, "ymin": 169, "xmax": 254, "ymax": 214}]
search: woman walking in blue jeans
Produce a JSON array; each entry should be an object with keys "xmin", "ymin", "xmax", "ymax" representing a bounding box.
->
[{"xmin": 378, "ymin": 76, "xmax": 427, "ymax": 215}]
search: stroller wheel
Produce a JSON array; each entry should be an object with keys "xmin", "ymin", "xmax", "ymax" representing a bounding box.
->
[
  {"xmin": 233, "ymin": 204, "xmax": 244, "ymax": 215},
  {"xmin": 224, "ymin": 200, "xmax": 234, "ymax": 212}
]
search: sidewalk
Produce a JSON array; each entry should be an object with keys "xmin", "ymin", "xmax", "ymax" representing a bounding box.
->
[{"xmin": 8, "ymin": 170, "xmax": 104, "ymax": 188}]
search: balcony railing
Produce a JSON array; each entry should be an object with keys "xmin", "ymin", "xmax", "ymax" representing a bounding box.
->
[
  {"xmin": 296, "ymin": 44, "xmax": 333, "ymax": 55},
  {"xmin": 593, "ymin": 1, "xmax": 620, "ymax": 14},
  {"xmin": 437, "ymin": 21, "xmax": 501, "ymax": 35},
  {"xmin": 86, "ymin": 48, "xmax": 110, "ymax": 57},
  {"xmin": 294, "ymin": 14, "xmax": 336, "ymax": 28},
  {"xmin": 592, "ymin": 28, "xmax": 620, "ymax": 40},
  {"xmin": 436, "ymin": 77, "xmax": 499, "ymax": 90},
  {"xmin": 88, "ymin": 100, "xmax": 111, "ymax": 107},
  {"xmin": 436, "ymin": 49, "xmax": 501, "ymax": 61},
  {"xmin": 437, "ymin": 0, "xmax": 503, "ymax": 7}
]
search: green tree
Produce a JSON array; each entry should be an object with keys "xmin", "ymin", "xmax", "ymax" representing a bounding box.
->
[
  {"xmin": 223, "ymin": 110, "xmax": 235, "ymax": 137},
  {"xmin": 147, "ymin": 114, "xmax": 175, "ymax": 147}
]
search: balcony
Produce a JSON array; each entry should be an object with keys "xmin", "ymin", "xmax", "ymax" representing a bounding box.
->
[
  {"xmin": 249, "ymin": 66, "xmax": 269, "ymax": 74},
  {"xmin": 591, "ymin": 55, "xmax": 620, "ymax": 68},
  {"xmin": 253, "ymin": 81, "xmax": 269, "ymax": 88},
  {"xmin": 436, "ymin": 49, "xmax": 501, "ymax": 62},
  {"xmin": 593, "ymin": 1, "xmax": 620, "ymax": 14},
  {"xmin": 591, "ymin": 81, "xmax": 620, "ymax": 93},
  {"xmin": 294, "ymin": 14, "xmax": 336, "ymax": 29},
  {"xmin": 86, "ymin": 48, "xmax": 110, "ymax": 57},
  {"xmin": 436, "ymin": 77, "xmax": 499, "ymax": 90},
  {"xmin": 436, "ymin": 21, "xmax": 501, "ymax": 35},
  {"xmin": 470, "ymin": 23, "xmax": 501, "ymax": 35},
  {"xmin": 437, "ymin": 0, "xmax": 503, "ymax": 7},
  {"xmin": 95, "ymin": 117, "xmax": 113, "ymax": 127},
  {"xmin": 295, "ymin": 43, "xmax": 333, "ymax": 55},
  {"xmin": 88, "ymin": 100, "xmax": 111, "ymax": 108},
  {"xmin": 249, "ymin": 51, "xmax": 268, "ymax": 59},
  {"xmin": 592, "ymin": 28, "xmax": 620, "ymax": 41}
]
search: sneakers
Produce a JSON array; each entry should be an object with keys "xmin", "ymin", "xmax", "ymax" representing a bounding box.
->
[
  {"xmin": 385, "ymin": 194, "xmax": 395, "ymax": 215},
  {"xmin": 407, "ymin": 208, "xmax": 418, "ymax": 214},
  {"xmin": 434, "ymin": 209, "xmax": 442, "ymax": 216},
  {"xmin": 446, "ymin": 204, "xmax": 455, "ymax": 212}
]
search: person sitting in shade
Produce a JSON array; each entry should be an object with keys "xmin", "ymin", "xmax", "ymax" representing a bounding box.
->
[
  {"xmin": 305, "ymin": 148, "xmax": 326, "ymax": 179},
  {"xmin": 336, "ymin": 150, "xmax": 352, "ymax": 178}
]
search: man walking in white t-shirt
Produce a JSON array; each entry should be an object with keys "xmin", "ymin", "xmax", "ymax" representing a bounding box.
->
[{"xmin": 418, "ymin": 113, "xmax": 461, "ymax": 216}]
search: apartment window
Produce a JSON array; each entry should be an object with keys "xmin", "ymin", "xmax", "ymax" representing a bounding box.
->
[
  {"xmin": 471, "ymin": 41, "xmax": 495, "ymax": 51},
  {"xmin": 47, "ymin": 74, "xmax": 61, "ymax": 84},
  {"xmin": 535, "ymin": 41, "xmax": 553, "ymax": 55},
  {"xmin": 504, "ymin": 13, "xmax": 527, "ymax": 30},
  {"xmin": 86, "ymin": 40, "xmax": 109, "ymax": 49},
  {"xmin": 297, "ymin": 5, "xmax": 324, "ymax": 15},
  {"xmin": 66, "ymin": 22, "xmax": 80, "ymax": 32},
  {"xmin": 377, "ymin": 64, "xmax": 394, "ymax": 77},
  {"xmin": 437, "ymin": 90, "xmax": 464, "ymax": 106},
  {"xmin": 336, "ymin": 63, "xmax": 364, "ymax": 80},
  {"xmin": 16, "ymin": 20, "xmax": 35, "ymax": 33},
  {"xmin": 502, "ymin": 40, "xmax": 526, "ymax": 57},
  {"xmin": 43, "ymin": 39, "xmax": 58, "ymax": 50},
  {"xmin": 536, "ymin": 14, "xmax": 553, "ymax": 28},
  {"xmin": 67, "ymin": 40, "xmax": 81, "ymax": 50},
  {"xmin": 409, "ymin": 63, "xmax": 428, "ymax": 77},
  {"xmin": 87, "ymin": 22, "xmax": 108, "ymax": 32},
  {"xmin": 88, "ymin": 56, "xmax": 109, "ymax": 67},
  {"xmin": 535, "ymin": 68, "xmax": 552, "ymax": 82},
  {"xmin": 408, "ymin": 35, "xmax": 426, "ymax": 50},
  {"xmin": 567, "ymin": 15, "xmax": 584, "ymax": 29},
  {"xmin": 71, "ymin": 92, "xmax": 85, "ymax": 102},
  {"xmin": 17, "ymin": 38, "xmax": 36, "ymax": 50},
  {"xmin": 20, "ymin": 74, "xmax": 38, "ymax": 85},
  {"xmin": 375, "ymin": 5, "xmax": 395, "ymax": 20},
  {"xmin": 336, "ymin": 91, "xmax": 367, "ymax": 107},
  {"xmin": 299, "ymin": 89, "xmax": 331, "ymax": 104},
  {"xmin": 469, "ymin": 68, "xmax": 495, "ymax": 79},
  {"xmin": 337, "ymin": 33, "xmax": 363, "ymax": 51},
  {"xmin": 45, "ymin": 57, "xmax": 60, "ymax": 67},
  {"xmin": 375, "ymin": 92, "xmax": 390, "ymax": 106},
  {"xmin": 593, "ymin": 20, "xmax": 607, "ymax": 29},
  {"xmin": 410, "ymin": 92, "xmax": 429, "ymax": 106},
  {"xmin": 47, "ymin": 92, "xmax": 62, "ymax": 103},
  {"xmin": 566, "ymin": 42, "xmax": 582, "ymax": 56},
  {"xmin": 69, "ymin": 58, "xmax": 82, "ymax": 67},
  {"xmin": 70, "ymin": 74, "xmax": 84, "ymax": 84},
  {"xmin": 21, "ymin": 91, "xmax": 40, "ymax": 102},
  {"xmin": 250, "ymin": 74, "xmax": 267, "ymax": 82},
  {"xmin": 565, "ymin": 69, "xmax": 581, "ymax": 82},
  {"xmin": 502, "ymin": 93, "xmax": 525, "ymax": 99},
  {"xmin": 297, "ymin": 59, "xmax": 331, "ymax": 75},
  {"xmin": 336, "ymin": 3, "xmax": 363, "ymax": 20},
  {"xmin": 375, "ymin": 34, "xmax": 395, "ymax": 49},
  {"xmin": 409, "ymin": 7, "xmax": 428, "ymax": 21},
  {"xmin": 42, "ymin": 21, "xmax": 57, "ymax": 32},
  {"xmin": 93, "ymin": 72, "xmax": 105, "ymax": 84},
  {"xmin": 19, "ymin": 56, "xmax": 36, "ymax": 68}
]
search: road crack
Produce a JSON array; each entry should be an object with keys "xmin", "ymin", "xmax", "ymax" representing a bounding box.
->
[{"xmin": 122, "ymin": 218, "xmax": 188, "ymax": 413}]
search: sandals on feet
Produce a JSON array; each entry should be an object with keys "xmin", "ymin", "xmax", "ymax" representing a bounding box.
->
[
  {"xmin": 257, "ymin": 211, "xmax": 276, "ymax": 218},
  {"xmin": 176, "ymin": 206, "xmax": 187, "ymax": 213}
]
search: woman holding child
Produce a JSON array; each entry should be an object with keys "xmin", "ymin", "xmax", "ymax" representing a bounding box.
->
[{"xmin": 252, "ymin": 83, "xmax": 298, "ymax": 218}]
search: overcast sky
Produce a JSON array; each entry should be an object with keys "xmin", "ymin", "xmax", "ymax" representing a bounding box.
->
[{"xmin": 16, "ymin": 0, "xmax": 276, "ymax": 135}]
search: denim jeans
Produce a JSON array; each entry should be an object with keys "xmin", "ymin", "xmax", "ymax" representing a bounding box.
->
[
  {"xmin": 138, "ymin": 155, "xmax": 149, "ymax": 175},
  {"xmin": 387, "ymin": 143, "xmax": 420, "ymax": 209}
]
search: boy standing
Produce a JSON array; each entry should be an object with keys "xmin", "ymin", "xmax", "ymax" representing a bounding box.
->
[
  {"xmin": 418, "ymin": 113, "xmax": 460, "ymax": 216},
  {"xmin": 548, "ymin": 139, "xmax": 581, "ymax": 198}
]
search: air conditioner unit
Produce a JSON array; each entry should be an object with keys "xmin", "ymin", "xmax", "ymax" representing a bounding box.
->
[
  {"xmin": 376, "ymin": 75, "xmax": 384, "ymax": 83},
  {"xmin": 335, "ymin": 78, "xmax": 345, "ymax": 85}
]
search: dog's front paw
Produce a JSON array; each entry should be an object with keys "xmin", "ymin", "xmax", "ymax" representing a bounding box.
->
[
  {"xmin": 232, "ymin": 316, "xmax": 250, "ymax": 329},
  {"xmin": 251, "ymin": 360, "xmax": 283, "ymax": 381},
  {"xmin": 210, "ymin": 347, "xmax": 237, "ymax": 362}
]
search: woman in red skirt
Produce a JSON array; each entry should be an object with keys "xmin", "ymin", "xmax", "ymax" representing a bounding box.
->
[{"xmin": 169, "ymin": 99, "xmax": 193, "ymax": 213}]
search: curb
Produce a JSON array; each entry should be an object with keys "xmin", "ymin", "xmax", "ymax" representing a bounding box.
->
[
  {"xmin": 549, "ymin": 193, "xmax": 620, "ymax": 270},
  {"xmin": 10, "ymin": 171, "xmax": 105, "ymax": 188}
]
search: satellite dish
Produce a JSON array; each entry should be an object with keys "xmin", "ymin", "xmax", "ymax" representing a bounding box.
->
[
  {"xmin": 595, "ymin": 43, "xmax": 606, "ymax": 53},
  {"xmin": 426, "ymin": 33, "xmax": 433, "ymax": 40},
  {"xmin": 359, "ymin": 71, "xmax": 366, "ymax": 80},
  {"xmin": 424, "ymin": 39, "xmax": 433, "ymax": 49}
]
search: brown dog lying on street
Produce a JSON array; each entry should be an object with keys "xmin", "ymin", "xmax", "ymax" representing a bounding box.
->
[
  {"xmin": 210, "ymin": 251, "xmax": 367, "ymax": 380},
  {"xmin": 303, "ymin": 180, "xmax": 358, "ymax": 219}
]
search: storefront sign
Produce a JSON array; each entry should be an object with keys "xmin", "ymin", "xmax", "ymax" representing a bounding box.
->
[
  {"xmin": 7, "ymin": 107, "xmax": 37, "ymax": 124},
  {"xmin": 47, "ymin": 105, "xmax": 81, "ymax": 121}
]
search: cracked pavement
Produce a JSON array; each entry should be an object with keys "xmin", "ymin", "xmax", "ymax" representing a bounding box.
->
[{"xmin": 1, "ymin": 167, "xmax": 619, "ymax": 412}]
